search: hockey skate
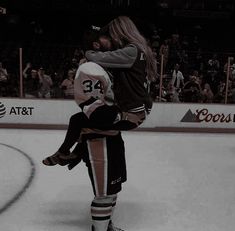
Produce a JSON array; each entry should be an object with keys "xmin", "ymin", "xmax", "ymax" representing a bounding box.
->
[
  {"xmin": 91, "ymin": 221, "xmax": 124, "ymax": 231},
  {"xmin": 107, "ymin": 221, "xmax": 124, "ymax": 231}
]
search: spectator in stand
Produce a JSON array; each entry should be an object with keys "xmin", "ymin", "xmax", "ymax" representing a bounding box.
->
[
  {"xmin": 231, "ymin": 63, "xmax": 235, "ymax": 81},
  {"xmin": 208, "ymin": 53, "xmax": 220, "ymax": 72},
  {"xmin": 64, "ymin": 58, "xmax": 79, "ymax": 76},
  {"xmin": 38, "ymin": 67, "xmax": 53, "ymax": 98},
  {"xmin": 165, "ymin": 81, "xmax": 180, "ymax": 102},
  {"xmin": 151, "ymin": 29, "xmax": 161, "ymax": 52},
  {"xmin": 22, "ymin": 62, "xmax": 32, "ymax": 77},
  {"xmin": 24, "ymin": 71, "xmax": 40, "ymax": 98},
  {"xmin": 214, "ymin": 78, "xmax": 232, "ymax": 103},
  {"xmin": 51, "ymin": 72, "xmax": 64, "ymax": 98},
  {"xmin": 168, "ymin": 33, "xmax": 181, "ymax": 70},
  {"xmin": 171, "ymin": 63, "xmax": 184, "ymax": 92},
  {"xmin": 201, "ymin": 83, "xmax": 214, "ymax": 103},
  {"xmin": 224, "ymin": 57, "xmax": 235, "ymax": 81},
  {"xmin": 70, "ymin": 58, "xmax": 79, "ymax": 72},
  {"xmin": 150, "ymin": 78, "xmax": 160, "ymax": 102},
  {"xmin": 183, "ymin": 75, "xmax": 202, "ymax": 102},
  {"xmin": 206, "ymin": 53, "xmax": 220, "ymax": 94},
  {"xmin": 73, "ymin": 47, "xmax": 85, "ymax": 63},
  {"xmin": 0, "ymin": 61, "xmax": 8, "ymax": 96},
  {"xmin": 23, "ymin": 62, "xmax": 40, "ymax": 98},
  {"xmin": 159, "ymin": 39, "xmax": 169, "ymax": 72},
  {"xmin": 60, "ymin": 69, "xmax": 75, "ymax": 99},
  {"xmin": 230, "ymin": 80, "xmax": 235, "ymax": 104},
  {"xmin": 179, "ymin": 49, "xmax": 189, "ymax": 76},
  {"xmin": 213, "ymin": 80, "xmax": 225, "ymax": 103},
  {"xmin": 193, "ymin": 48, "xmax": 204, "ymax": 73}
]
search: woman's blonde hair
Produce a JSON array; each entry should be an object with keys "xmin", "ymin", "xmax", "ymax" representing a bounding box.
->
[{"xmin": 108, "ymin": 16, "xmax": 157, "ymax": 81}]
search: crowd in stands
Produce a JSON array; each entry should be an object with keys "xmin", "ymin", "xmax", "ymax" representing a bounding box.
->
[
  {"xmin": 0, "ymin": 25, "xmax": 235, "ymax": 104},
  {"xmin": 149, "ymin": 28, "xmax": 235, "ymax": 104}
]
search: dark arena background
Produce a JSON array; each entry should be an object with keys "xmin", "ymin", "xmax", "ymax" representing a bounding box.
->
[{"xmin": 1, "ymin": 0, "xmax": 235, "ymax": 50}]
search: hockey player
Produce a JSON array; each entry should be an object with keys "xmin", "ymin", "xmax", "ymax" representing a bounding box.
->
[
  {"xmin": 44, "ymin": 60, "xmax": 128, "ymax": 231},
  {"xmin": 43, "ymin": 16, "xmax": 157, "ymax": 231},
  {"xmin": 43, "ymin": 28, "xmax": 129, "ymax": 231}
]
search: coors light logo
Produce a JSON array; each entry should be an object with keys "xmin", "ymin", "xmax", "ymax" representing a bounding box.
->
[
  {"xmin": 181, "ymin": 109, "xmax": 235, "ymax": 123},
  {"xmin": 0, "ymin": 102, "xmax": 6, "ymax": 118}
]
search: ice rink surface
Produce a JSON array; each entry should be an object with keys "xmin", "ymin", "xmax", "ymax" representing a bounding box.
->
[{"xmin": 1, "ymin": 128, "xmax": 235, "ymax": 231}]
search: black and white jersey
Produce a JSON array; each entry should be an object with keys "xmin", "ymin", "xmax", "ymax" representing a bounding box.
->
[{"xmin": 74, "ymin": 61, "xmax": 114, "ymax": 118}]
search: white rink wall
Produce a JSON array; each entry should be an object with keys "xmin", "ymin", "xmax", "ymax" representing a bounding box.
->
[
  {"xmin": 0, "ymin": 98, "xmax": 235, "ymax": 132},
  {"xmin": 0, "ymin": 98, "xmax": 80, "ymax": 128}
]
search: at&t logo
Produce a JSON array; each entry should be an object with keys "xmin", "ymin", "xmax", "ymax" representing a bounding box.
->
[{"xmin": 0, "ymin": 102, "xmax": 6, "ymax": 118}]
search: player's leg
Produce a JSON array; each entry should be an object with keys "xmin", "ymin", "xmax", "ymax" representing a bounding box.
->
[
  {"xmin": 86, "ymin": 134, "xmax": 126, "ymax": 231},
  {"xmin": 91, "ymin": 195, "xmax": 114, "ymax": 231},
  {"xmin": 105, "ymin": 133, "xmax": 126, "ymax": 231},
  {"xmin": 86, "ymin": 137, "xmax": 112, "ymax": 231}
]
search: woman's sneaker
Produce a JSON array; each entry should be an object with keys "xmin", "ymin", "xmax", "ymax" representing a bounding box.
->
[{"xmin": 42, "ymin": 151, "xmax": 70, "ymax": 166}]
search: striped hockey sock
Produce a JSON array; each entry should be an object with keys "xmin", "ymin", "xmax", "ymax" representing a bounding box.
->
[
  {"xmin": 111, "ymin": 194, "xmax": 117, "ymax": 218},
  {"xmin": 91, "ymin": 196, "xmax": 113, "ymax": 231}
]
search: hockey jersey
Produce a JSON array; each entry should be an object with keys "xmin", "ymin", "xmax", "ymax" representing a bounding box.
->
[{"xmin": 74, "ymin": 61, "xmax": 114, "ymax": 118}]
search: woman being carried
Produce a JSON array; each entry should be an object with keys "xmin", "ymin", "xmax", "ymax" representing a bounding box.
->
[{"xmin": 43, "ymin": 16, "xmax": 157, "ymax": 166}]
